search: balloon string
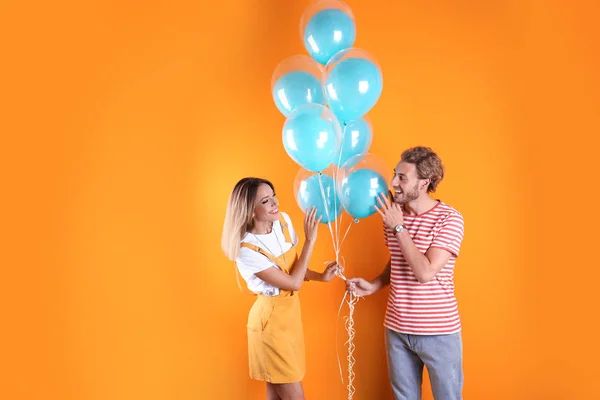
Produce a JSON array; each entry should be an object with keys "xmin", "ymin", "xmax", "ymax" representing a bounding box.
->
[
  {"xmin": 334, "ymin": 124, "xmax": 346, "ymax": 254},
  {"xmin": 345, "ymin": 292, "xmax": 358, "ymax": 400},
  {"xmin": 339, "ymin": 220, "xmax": 353, "ymax": 252},
  {"xmin": 336, "ymin": 290, "xmax": 348, "ymax": 383},
  {"xmin": 320, "ymin": 122, "xmax": 359, "ymax": 398},
  {"xmin": 336, "ymin": 288, "xmax": 360, "ymax": 399},
  {"xmin": 317, "ymin": 173, "xmax": 339, "ymax": 259}
]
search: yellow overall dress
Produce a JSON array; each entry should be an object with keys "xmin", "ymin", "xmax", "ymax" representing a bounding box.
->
[{"xmin": 240, "ymin": 215, "xmax": 305, "ymax": 384}]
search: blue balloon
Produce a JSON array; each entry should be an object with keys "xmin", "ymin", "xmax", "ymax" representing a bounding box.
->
[
  {"xmin": 282, "ymin": 104, "xmax": 340, "ymax": 172},
  {"xmin": 272, "ymin": 71, "xmax": 325, "ymax": 117},
  {"xmin": 303, "ymin": 9, "xmax": 356, "ymax": 65},
  {"xmin": 297, "ymin": 174, "xmax": 342, "ymax": 224},
  {"xmin": 338, "ymin": 168, "xmax": 387, "ymax": 219},
  {"xmin": 325, "ymin": 56, "xmax": 383, "ymax": 122},
  {"xmin": 334, "ymin": 118, "xmax": 372, "ymax": 167}
]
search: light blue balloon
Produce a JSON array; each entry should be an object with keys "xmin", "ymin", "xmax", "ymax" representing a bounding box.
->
[
  {"xmin": 272, "ymin": 71, "xmax": 325, "ymax": 117},
  {"xmin": 282, "ymin": 104, "xmax": 340, "ymax": 172},
  {"xmin": 325, "ymin": 56, "xmax": 383, "ymax": 122},
  {"xmin": 334, "ymin": 118, "xmax": 372, "ymax": 167},
  {"xmin": 303, "ymin": 9, "xmax": 356, "ymax": 65},
  {"xmin": 338, "ymin": 168, "xmax": 387, "ymax": 219},
  {"xmin": 297, "ymin": 174, "xmax": 342, "ymax": 224}
]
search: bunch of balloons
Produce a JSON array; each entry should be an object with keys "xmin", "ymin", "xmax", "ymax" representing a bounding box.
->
[{"xmin": 271, "ymin": 0, "xmax": 388, "ymax": 235}]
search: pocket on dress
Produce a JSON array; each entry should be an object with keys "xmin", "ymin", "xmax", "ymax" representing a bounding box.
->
[
  {"xmin": 247, "ymin": 301, "xmax": 274, "ymax": 332},
  {"xmin": 260, "ymin": 304, "xmax": 274, "ymax": 332}
]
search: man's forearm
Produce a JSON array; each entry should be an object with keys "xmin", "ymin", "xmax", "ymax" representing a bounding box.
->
[
  {"xmin": 396, "ymin": 230, "xmax": 434, "ymax": 283},
  {"xmin": 370, "ymin": 259, "xmax": 391, "ymax": 291}
]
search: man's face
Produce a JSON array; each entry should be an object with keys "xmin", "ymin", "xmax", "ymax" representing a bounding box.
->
[{"xmin": 390, "ymin": 161, "xmax": 422, "ymax": 204}]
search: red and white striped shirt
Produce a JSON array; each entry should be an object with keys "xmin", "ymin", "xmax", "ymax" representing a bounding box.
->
[{"xmin": 384, "ymin": 201, "xmax": 465, "ymax": 335}]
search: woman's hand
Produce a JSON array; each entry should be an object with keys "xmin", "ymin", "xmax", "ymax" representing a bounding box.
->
[
  {"xmin": 303, "ymin": 207, "xmax": 322, "ymax": 243},
  {"xmin": 320, "ymin": 261, "xmax": 343, "ymax": 282}
]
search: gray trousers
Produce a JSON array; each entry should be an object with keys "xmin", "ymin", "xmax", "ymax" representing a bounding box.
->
[{"xmin": 385, "ymin": 328, "xmax": 463, "ymax": 400}]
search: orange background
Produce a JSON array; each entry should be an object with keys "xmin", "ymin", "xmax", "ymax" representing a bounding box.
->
[{"xmin": 1, "ymin": 0, "xmax": 599, "ymax": 399}]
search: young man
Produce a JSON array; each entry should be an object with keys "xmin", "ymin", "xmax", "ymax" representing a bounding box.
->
[{"xmin": 347, "ymin": 146, "xmax": 465, "ymax": 400}]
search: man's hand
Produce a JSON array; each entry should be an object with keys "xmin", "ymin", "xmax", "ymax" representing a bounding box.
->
[
  {"xmin": 375, "ymin": 192, "xmax": 404, "ymax": 229},
  {"xmin": 346, "ymin": 277, "xmax": 376, "ymax": 297}
]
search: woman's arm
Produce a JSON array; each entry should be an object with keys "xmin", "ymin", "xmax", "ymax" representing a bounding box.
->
[
  {"xmin": 255, "ymin": 208, "xmax": 320, "ymax": 291},
  {"xmin": 305, "ymin": 260, "xmax": 342, "ymax": 282},
  {"xmin": 304, "ymin": 269, "xmax": 323, "ymax": 282},
  {"xmin": 255, "ymin": 239, "xmax": 315, "ymax": 291}
]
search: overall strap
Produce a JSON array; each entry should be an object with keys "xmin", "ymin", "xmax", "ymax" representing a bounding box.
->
[
  {"xmin": 278, "ymin": 214, "xmax": 293, "ymax": 245},
  {"xmin": 240, "ymin": 242, "xmax": 282, "ymax": 267}
]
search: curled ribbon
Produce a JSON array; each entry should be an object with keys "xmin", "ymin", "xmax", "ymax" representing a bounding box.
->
[{"xmin": 325, "ymin": 259, "xmax": 361, "ymax": 400}]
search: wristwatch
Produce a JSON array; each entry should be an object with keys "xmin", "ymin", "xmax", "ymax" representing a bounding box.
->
[{"xmin": 394, "ymin": 224, "xmax": 406, "ymax": 234}]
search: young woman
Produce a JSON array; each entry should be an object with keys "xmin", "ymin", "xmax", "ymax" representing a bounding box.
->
[{"xmin": 221, "ymin": 177, "xmax": 340, "ymax": 400}]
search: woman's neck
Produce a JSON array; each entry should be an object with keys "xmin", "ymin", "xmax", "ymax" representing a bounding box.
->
[{"xmin": 251, "ymin": 220, "xmax": 273, "ymax": 235}]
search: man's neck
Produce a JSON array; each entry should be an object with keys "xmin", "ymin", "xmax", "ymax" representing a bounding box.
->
[{"xmin": 403, "ymin": 195, "xmax": 439, "ymax": 216}]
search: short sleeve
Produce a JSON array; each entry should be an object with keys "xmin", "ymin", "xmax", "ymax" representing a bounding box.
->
[
  {"xmin": 431, "ymin": 212, "xmax": 465, "ymax": 257},
  {"xmin": 281, "ymin": 212, "xmax": 298, "ymax": 245},
  {"xmin": 236, "ymin": 246, "xmax": 276, "ymax": 276}
]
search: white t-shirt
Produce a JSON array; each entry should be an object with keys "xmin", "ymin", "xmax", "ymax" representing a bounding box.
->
[{"xmin": 235, "ymin": 212, "xmax": 299, "ymax": 296}]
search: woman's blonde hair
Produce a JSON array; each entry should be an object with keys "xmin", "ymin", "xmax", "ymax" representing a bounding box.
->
[{"xmin": 221, "ymin": 177, "xmax": 275, "ymax": 261}]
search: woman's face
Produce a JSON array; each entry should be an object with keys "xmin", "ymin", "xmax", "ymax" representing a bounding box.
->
[{"xmin": 253, "ymin": 183, "xmax": 279, "ymax": 223}]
